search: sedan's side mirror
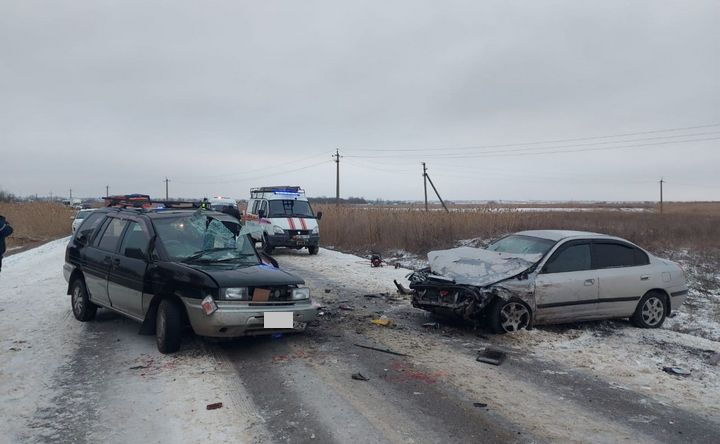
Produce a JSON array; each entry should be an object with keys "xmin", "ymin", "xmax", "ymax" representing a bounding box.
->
[{"xmin": 316, "ymin": 211, "xmax": 323, "ymax": 221}]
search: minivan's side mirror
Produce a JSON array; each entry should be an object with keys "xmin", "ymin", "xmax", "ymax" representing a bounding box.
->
[
  {"xmin": 125, "ymin": 247, "xmax": 147, "ymax": 261},
  {"xmin": 258, "ymin": 209, "xmax": 265, "ymax": 219},
  {"xmin": 316, "ymin": 211, "xmax": 323, "ymax": 221}
]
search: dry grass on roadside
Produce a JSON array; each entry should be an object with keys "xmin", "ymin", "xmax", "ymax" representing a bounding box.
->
[
  {"xmin": 316, "ymin": 203, "xmax": 720, "ymax": 255},
  {"xmin": 0, "ymin": 202, "xmax": 75, "ymax": 250}
]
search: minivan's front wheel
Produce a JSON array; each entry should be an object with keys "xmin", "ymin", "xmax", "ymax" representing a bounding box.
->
[
  {"xmin": 631, "ymin": 291, "xmax": 667, "ymax": 328},
  {"xmin": 71, "ymin": 279, "xmax": 97, "ymax": 322},
  {"xmin": 156, "ymin": 299, "xmax": 183, "ymax": 354},
  {"xmin": 262, "ymin": 235, "xmax": 274, "ymax": 254},
  {"xmin": 308, "ymin": 246, "xmax": 319, "ymax": 255},
  {"xmin": 490, "ymin": 298, "xmax": 531, "ymax": 334}
]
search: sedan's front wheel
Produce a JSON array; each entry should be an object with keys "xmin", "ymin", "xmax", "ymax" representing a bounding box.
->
[
  {"xmin": 631, "ymin": 291, "xmax": 667, "ymax": 328},
  {"xmin": 71, "ymin": 279, "xmax": 97, "ymax": 322},
  {"xmin": 156, "ymin": 299, "xmax": 183, "ymax": 354},
  {"xmin": 490, "ymin": 298, "xmax": 531, "ymax": 334}
]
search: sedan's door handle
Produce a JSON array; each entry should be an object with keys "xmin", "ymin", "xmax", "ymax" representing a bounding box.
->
[
  {"xmin": 640, "ymin": 275, "xmax": 650, "ymax": 281},
  {"xmin": 584, "ymin": 279, "xmax": 595, "ymax": 286}
]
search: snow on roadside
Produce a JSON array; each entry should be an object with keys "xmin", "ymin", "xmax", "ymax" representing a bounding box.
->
[{"xmin": 0, "ymin": 238, "xmax": 266, "ymax": 443}]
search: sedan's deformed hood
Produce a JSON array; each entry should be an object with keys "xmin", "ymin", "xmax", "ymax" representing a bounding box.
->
[{"xmin": 427, "ymin": 247, "xmax": 542, "ymax": 287}]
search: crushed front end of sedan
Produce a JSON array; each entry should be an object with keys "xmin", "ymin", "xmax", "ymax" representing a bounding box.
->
[{"xmin": 405, "ymin": 247, "xmax": 542, "ymax": 332}]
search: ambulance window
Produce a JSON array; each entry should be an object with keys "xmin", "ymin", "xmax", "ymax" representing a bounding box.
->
[{"xmin": 251, "ymin": 200, "xmax": 259, "ymax": 214}]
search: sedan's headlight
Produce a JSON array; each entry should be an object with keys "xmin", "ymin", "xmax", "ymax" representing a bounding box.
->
[
  {"xmin": 273, "ymin": 225, "xmax": 285, "ymax": 235},
  {"xmin": 291, "ymin": 287, "xmax": 310, "ymax": 300},
  {"xmin": 223, "ymin": 287, "xmax": 249, "ymax": 300},
  {"xmin": 311, "ymin": 226, "xmax": 319, "ymax": 234}
]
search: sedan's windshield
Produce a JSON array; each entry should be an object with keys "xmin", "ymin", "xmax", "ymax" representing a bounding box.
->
[
  {"xmin": 153, "ymin": 213, "xmax": 259, "ymax": 264},
  {"xmin": 75, "ymin": 210, "xmax": 93, "ymax": 220},
  {"xmin": 268, "ymin": 200, "xmax": 314, "ymax": 217},
  {"xmin": 486, "ymin": 235, "xmax": 556, "ymax": 255}
]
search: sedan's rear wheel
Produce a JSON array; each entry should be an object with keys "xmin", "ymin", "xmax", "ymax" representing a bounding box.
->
[
  {"xmin": 631, "ymin": 291, "xmax": 667, "ymax": 328},
  {"xmin": 71, "ymin": 279, "xmax": 97, "ymax": 322},
  {"xmin": 490, "ymin": 299, "xmax": 531, "ymax": 334},
  {"xmin": 156, "ymin": 299, "xmax": 183, "ymax": 354}
]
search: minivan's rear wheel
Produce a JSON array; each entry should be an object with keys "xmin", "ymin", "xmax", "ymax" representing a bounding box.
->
[
  {"xmin": 71, "ymin": 279, "xmax": 97, "ymax": 322},
  {"xmin": 631, "ymin": 291, "xmax": 667, "ymax": 328},
  {"xmin": 156, "ymin": 299, "xmax": 183, "ymax": 354},
  {"xmin": 308, "ymin": 246, "xmax": 319, "ymax": 255},
  {"xmin": 490, "ymin": 298, "xmax": 531, "ymax": 334}
]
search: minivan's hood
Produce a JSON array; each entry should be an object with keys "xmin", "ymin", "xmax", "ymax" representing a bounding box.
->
[
  {"xmin": 427, "ymin": 247, "xmax": 542, "ymax": 287},
  {"xmin": 186, "ymin": 263, "xmax": 304, "ymax": 287}
]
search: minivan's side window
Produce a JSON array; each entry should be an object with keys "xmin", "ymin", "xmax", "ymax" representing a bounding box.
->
[
  {"xmin": 75, "ymin": 212, "xmax": 105, "ymax": 241},
  {"xmin": 592, "ymin": 242, "xmax": 647, "ymax": 269},
  {"xmin": 543, "ymin": 242, "xmax": 591, "ymax": 273},
  {"xmin": 259, "ymin": 200, "xmax": 268, "ymax": 216},
  {"xmin": 251, "ymin": 200, "xmax": 259, "ymax": 214},
  {"xmin": 97, "ymin": 218, "xmax": 128, "ymax": 252},
  {"xmin": 119, "ymin": 222, "xmax": 149, "ymax": 258}
]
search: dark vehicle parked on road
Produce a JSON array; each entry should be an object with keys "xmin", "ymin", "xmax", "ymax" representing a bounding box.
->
[{"xmin": 64, "ymin": 207, "xmax": 318, "ymax": 353}]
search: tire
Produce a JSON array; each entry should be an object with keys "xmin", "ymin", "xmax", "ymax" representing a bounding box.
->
[
  {"xmin": 308, "ymin": 246, "xmax": 319, "ymax": 255},
  {"xmin": 631, "ymin": 291, "xmax": 667, "ymax": 328},
  {"xmin": 261, "ymin": 235, "xmax": 274, "ymax": 254},
  {"xmin": 489, "ymin": 298, "xmax": 531, "ymax": 334},
  {"xmin": 156, "ymin": 299, "xmax": 183, "ymax": 354},
  {"xmin": 71, "ymin": 278, "xmax": 97, "ymax": 322}
]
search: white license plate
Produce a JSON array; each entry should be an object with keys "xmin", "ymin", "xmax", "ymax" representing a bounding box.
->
[{"xmin": 264, "ymin": 312, "xmax": 293, "ymax": 328}]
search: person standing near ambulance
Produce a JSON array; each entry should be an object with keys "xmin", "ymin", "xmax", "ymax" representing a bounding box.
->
[{"xmin": 0, "ymin": 215, "xmax": 14, "ymax": 273}]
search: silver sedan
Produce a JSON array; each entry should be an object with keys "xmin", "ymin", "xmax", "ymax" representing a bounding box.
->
[{"xmin": 408, "ymin": 230, "xmax": 688, "ymax": 333}]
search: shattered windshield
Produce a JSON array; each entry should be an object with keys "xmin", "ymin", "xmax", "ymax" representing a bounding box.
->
[
  {"xmin": 486, "ymin": 235, "xmax": 556, "ymax": 255},
  {"xmin": 268, "ymin": 200, "xmax": 314, "ymax": 218},
  {"xmin": 153, "ymin": 212, "xmax": 261, "ymax": 264}
]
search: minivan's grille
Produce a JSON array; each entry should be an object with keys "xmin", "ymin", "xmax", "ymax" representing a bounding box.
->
[{"xmin": 249, "ymin": 286, "xmax": 294, "ymax": 302}]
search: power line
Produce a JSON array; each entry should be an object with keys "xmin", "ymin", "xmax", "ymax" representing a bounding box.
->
[
  {"xmin": 345, "ymin": 122, "xmax": 720, "ymax": 153},
  {"xmin": 344, "ymin": 136, "xmax": 720, "ymax": 160}
]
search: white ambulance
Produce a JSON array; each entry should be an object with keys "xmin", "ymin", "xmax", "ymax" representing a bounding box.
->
[{"xmin": 245, "ymin": 186, "xmax": 322, "ymax": 255}]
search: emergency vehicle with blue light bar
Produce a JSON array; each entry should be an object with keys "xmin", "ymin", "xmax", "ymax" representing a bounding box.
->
[{"xmin": 245, "ymin": 186, "xmax": 322, "ymax": 255}]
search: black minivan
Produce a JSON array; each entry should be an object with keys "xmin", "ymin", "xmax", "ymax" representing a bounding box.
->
[{"xmin": 64, "ymin": 207, "xmax": 318, "ymax": 353}]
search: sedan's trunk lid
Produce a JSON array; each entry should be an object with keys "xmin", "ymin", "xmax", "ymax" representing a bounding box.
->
[{"xmin": 427, "ymin": 247, "xmax": 543, "ymax": 287}]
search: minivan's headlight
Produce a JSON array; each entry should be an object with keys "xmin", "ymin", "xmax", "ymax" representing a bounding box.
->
[
  {"xmin": 223, "ymin": 287, "xmax": 249, "ymax": 300},
  {"xmin": 312, "ymin": 226, "xmax": 319, "ymax": 234},
  {"xmin": 292, "ymin": 288, "xmax": 310, "ymax": 300},
  {"xmin": 273, "ymin": 225, "xmax": 285, "ymax": 234}
]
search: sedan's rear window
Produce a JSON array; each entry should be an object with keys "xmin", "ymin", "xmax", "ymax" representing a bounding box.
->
[
  {"xmin": 592, "ymin": 242, "xmax": 649, "ymax": 268},
  {"xmin": 486, "ymin": 235, "xmax": 556, "ymax": 255}
]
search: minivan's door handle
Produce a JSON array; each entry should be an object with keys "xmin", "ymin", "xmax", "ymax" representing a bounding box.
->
[
  {"xmin": 584, "ymin": 279, "xmax": 595, "ymax": 286},
  {"xmin": 640, "ymin": 275, "xmax": 650, "ymax": 281}
]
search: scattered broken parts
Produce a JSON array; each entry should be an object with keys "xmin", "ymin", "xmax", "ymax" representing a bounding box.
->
[
  {"xmin": 206, "ymin": 402, "xmax": 223, "ymax": 410},
  {"xmin": 371, "ymin": 315, "xmax": 394, "ymax": 327},
  {"xmin": 353, "ymin": 343, "xmax": 410, "ymax": 357},
  {"xmin": 476, "ymin": 347, "xmax": 506, "ymax": 366},
  {"xmin": 662, "ymin": 366, "xmax": 691, "ymax": 377},
  {"xmin": 351, "ymin": 373, "xmax": 370, "ymax": 381}
]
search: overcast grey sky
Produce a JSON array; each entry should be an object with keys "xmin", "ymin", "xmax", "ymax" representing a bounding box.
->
[{"xmin": 1, "ymin": 0, "xmax": 718, "ymax": 201}]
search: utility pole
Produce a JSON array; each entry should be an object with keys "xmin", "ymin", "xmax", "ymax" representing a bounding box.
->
[
  {"xmin": 333, "ymin": 149, "xmax": 341, "ymax": 206},
  {"xmin": 164, "ymin": 177, "xmax": 170, "ymax": 200},
  {"xmin": 69, "ymin": 188, "xmax": 72, "ymax": 201},
  {"xmin": 105, "ymin": 185, "xmax": 109, "ymax": 198},
  {"xmin": 422, "ymin": 163, "xmax": 449, "ymax": 213},
  {"xmin": 659, "ymin": 178, "xmax": 664, "ymax": 214},
  {"xmin": 422, "ymin": 162, "xmax": 428, "ymax": 211}
]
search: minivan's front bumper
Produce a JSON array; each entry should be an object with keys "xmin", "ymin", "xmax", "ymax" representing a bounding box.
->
[{"xmin": 181, "ymin": 297, "xmax": 319, "ymax": 337}]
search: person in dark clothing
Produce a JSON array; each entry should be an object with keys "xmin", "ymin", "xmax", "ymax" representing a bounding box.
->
[{"xmin": 0, "ymin": 215, "xmax": 14, "ymax": 272}]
